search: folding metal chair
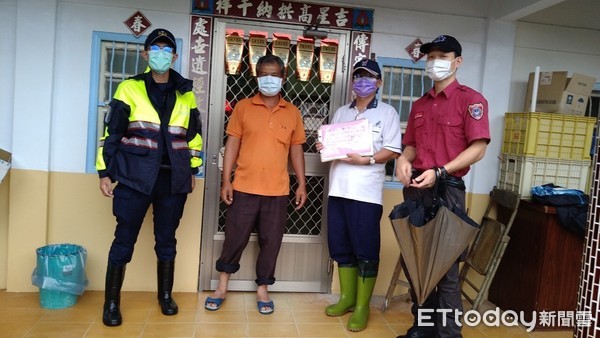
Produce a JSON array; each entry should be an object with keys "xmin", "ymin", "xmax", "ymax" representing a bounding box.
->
[
  {"xmin": 382, "ymin": 213, "xmax": 412, "ymax": 312},
  {"xmin": 381, "ymin": 252, "xmax": 411, "ymax": 312},
  {"xmin": 459, "ymin": 187, "xmax": 520, "ymax": 311}
]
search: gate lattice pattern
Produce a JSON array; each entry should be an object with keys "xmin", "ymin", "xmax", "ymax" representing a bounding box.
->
[
  {"xmin": 576, "ymin": 117, "xmax": 600, "ymax": 338},
  {"xmin": 218, "ymin": 38, "xmax": 331, "ymax": 235}
]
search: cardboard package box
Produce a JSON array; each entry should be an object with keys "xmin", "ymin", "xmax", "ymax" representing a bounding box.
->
[
  {"xmin": 0, "ymin": 148, "xmax": 11, "ymax": 184},
  {"xmin": 524, "ymin": 71, "xmax": 596, "ymax": 115}
]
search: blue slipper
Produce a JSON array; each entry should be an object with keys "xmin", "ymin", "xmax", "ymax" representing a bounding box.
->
[
  {"xmin": 204, "ymin": 297, "xmax": 224, "ymax": 311},
  {"xmin": 257, "ymin": 300, "xmax": 274, "ymax": 315}
]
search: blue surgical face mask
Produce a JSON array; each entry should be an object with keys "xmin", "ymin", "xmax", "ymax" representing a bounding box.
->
[
  {"xmin": 148, "ymin": 50, "xmax": 173, "ymax": 74},
  {"xmin": 352, "ymin": 77, "xmax": 378, "ymax": 97},
  {"xmin": 257, "ymin": 75, "xmax": 283, "ymax": 96}
]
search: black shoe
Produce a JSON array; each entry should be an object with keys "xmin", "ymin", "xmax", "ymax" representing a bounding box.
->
[
  {"xmin": 397, "ymin": 326, "xmax": 437, "ymax": 338},
  {"xmin": 158, "ymin": 292, "xmax": 179, "ymax": 315},
  {"xmin": 102, "ymin": 300, "xmax": 122, "ymax": 326}
]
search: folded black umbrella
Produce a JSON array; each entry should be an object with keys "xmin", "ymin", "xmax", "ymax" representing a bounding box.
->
[{"xmin": 389, "ymin": 196, "xmax": 480, "ymax": 305}]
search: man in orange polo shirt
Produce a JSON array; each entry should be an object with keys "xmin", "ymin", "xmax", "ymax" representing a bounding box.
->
[{"xmin": 205, "ymin": 55, "xmax": 307, "ymax": 315}]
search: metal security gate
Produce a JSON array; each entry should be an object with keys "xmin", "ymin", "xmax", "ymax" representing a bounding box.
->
[{"xmin": 200, "ymin": 19, "xmax": 349, "ymax": 292}]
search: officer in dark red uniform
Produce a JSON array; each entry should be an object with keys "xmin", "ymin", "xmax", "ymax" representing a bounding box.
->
[{"xmin": 395, "ymin": 35, "xmax": 490, "ymax": 338}]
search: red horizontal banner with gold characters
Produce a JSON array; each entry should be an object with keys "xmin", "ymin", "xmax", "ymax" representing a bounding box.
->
[{"xmin": 191, "ymin": 0, "xmax": 373, "ymax": 32}]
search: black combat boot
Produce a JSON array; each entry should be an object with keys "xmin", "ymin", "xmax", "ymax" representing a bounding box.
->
[
  {"xmin": 157, "ymin": 260, "xmax": 178, "ymax": 315},
  {"xmin": 103, "ymin": 264, "xmax": 125, "ymax": 326}
]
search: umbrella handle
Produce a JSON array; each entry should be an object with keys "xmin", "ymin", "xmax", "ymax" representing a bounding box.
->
[{"xmin": 431, "ymin": 167, "xmax": 445, "ymax": 201}]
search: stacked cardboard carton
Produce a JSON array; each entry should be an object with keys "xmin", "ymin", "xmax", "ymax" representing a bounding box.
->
[
  {"xmin": 524, "ymin": 71, "xmax": 596, "ymax": 116},
  {"xmin": 0, "ymin": 148, "xmax": 11, "ymax": 184}
]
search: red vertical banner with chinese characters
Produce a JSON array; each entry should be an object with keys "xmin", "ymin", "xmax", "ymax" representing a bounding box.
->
[
  {"xmin": 350, "ymin": 31, "xmax": 371, "ymax": 65},
  {"xmin": 347, "ymin": 31, "xmax": 372, "ymax": 100},
  {"xmin": 189, "ymin": 15, "xmax": 213, "ymax": 176}
]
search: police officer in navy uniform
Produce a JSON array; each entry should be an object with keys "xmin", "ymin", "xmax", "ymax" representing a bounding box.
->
[
  {"xmin": 395, "ymin": 35, "xmax": 490, "ymax": 338},
  {"xmin": 96, "ymin": 28, "xmax": 203, "ymax": 327}
]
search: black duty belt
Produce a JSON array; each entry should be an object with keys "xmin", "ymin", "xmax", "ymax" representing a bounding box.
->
[{"xmin": 445, "ymin": 175, "xmax": 466, "ymax": 191}]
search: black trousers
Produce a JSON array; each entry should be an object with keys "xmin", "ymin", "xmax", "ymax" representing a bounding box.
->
[{"xmin": 108, "ymin": 169, "xmax": 187, "ymax": 266}]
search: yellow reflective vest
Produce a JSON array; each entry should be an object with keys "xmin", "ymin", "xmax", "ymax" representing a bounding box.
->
[{"xmin": 96, "ymin": 70, "xmax": 203, "ymax": 194}]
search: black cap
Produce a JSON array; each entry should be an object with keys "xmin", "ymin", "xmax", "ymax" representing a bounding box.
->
[
  {"xmin": 144, "ymin": 28, "xmax": 177, "ymax": 52},
  {"xmin": 352, "ymin": 59, "xmax": 382, "ymax": 78},
  {"xmin": 420, "ymin": 35, "xmax": 462, "ymax": 56}
]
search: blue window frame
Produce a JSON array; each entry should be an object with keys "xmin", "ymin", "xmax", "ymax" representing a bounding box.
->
[{"xmin": 377, "ymin": 57, "xmax": 433, "ymax": 186}]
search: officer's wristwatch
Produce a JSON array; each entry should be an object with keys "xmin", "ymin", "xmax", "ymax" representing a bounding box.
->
[
  {"xmin": 439, "ymin": 166, "xmax": 449, "ymax": 180},
  {"xmin": 369, "ymin": 156, "xmax": 376, "ymax": 165}
]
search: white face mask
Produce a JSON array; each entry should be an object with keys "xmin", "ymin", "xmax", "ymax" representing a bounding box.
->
[
  {"xmin": 257, "ymin": 75, "xmax": 283, "ymax": 96},
  {"xmin": 425, "ymin": 59, "xmax": 456, "ymax": 81}
]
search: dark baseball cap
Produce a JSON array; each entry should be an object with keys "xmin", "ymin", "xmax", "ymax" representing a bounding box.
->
[
  {"xmin": 352, "ymin": 59, "xmax": 382, "ymax": 78},
  {"xmin": 420, "ymin": 35, "xmax": 462, "ymax": 56},
  {"xmin": 145, "ymin": 28, "xmax": 177, "ymax": 52}
]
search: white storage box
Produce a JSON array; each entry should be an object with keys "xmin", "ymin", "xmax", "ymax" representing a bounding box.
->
[{"xmin": 497, "ymin": 154, "xmax": 591, "ymax": 198}]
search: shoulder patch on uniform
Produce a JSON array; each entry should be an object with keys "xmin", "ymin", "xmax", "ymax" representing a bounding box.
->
[{"xmin": 468, "ymin": 103, "xmax": 484, "ymax": 120}]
